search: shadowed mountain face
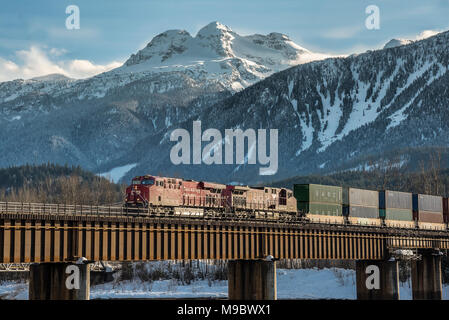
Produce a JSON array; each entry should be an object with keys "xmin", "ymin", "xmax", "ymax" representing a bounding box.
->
[
  {"xmin": 122, "ymin": 30, "xmax": 449, "ymax": 184},
  {"xmin": 1, "ymin": 25, "xmax": 449, "ymax": 185}
]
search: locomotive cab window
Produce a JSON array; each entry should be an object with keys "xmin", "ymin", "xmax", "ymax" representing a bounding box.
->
[
  {"xmin": 142, "ymin": 179, "xmax": 154, "ymax": 185},
  {"xmin": 132, "ymin": 180, "xmax": 141, "ymax": 185}
]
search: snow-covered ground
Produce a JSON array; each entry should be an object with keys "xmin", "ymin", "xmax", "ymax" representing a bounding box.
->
[
  {"xmin": 0, "ymin": 281, "xmax": 28, "ymax": 300},
  {"xmin": 98, "ymin": 163, "xmax": 137, "ymax": 183},
  {"xmin": 2, "ymin": 267, "xmax": 449, "ymax": 300}
]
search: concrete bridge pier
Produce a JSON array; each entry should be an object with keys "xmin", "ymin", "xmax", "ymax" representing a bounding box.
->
[
  {"xmin": 356, "ymin": 260, "xmax": 400, "ymax": 300},
  {"xmin": 29, "ymin": 263, "xmax": 90, "ymax": 300},
  {"xmin": 228, "ymin": 260, "xmax": 276, "ymax": 300},
  {"xmin": 411, "ymin": 252, "xmax": 442, "ymax": 300}
]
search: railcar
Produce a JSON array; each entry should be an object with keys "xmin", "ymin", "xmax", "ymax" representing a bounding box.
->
[
  {"xmin": 124, "ymin": 174, "xmax": 297, "ymax": 218},
  {"xmin": 413, "ymin": 194, "xmax": 446, "ymax": 231},
  {"xmin": 294, "ymin": 184, "xmax": 345, "ymax": 225},
  {"xmin": 343, "ymin": 187, "xmax": 382, "ymax": 227}
]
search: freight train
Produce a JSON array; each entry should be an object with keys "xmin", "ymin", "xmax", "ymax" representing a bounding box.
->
[{"xmin": 124, "ymin": 175, "xmax": 449, "ymax": 230}]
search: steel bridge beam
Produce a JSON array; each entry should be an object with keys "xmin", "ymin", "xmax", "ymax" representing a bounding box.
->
[{"xmin": 0, "ymin": 216, "xmax": 392, "ymax": 262}]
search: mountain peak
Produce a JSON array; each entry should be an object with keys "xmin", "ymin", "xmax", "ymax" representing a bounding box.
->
[
  {"xmin": 30, "ymin": 73, "xmax": 72, "ymax": 82},
  {"xmin": 118, "ymin": 22, "xmax": 330, "ymax": 91},
  {"xmin": 196, "ymin": 21, "xmax": 233, "ymax": 38},
  {"xmin": 383, "ymin": 38, "xmax": 413, "ymax": 49},
  {"xmin": 124, "ymin": 29, "xmax": 192, "ymax": 66},
  {"xmin": 267, "ymin": 32, "xmax": 290, "ymax": 41},
  {"xmin": 148, "ymin": 29, "xmax": 192, "ymax": 45}
]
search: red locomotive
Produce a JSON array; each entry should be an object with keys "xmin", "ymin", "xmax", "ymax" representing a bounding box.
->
[{"xmin": 124, "ymin": 174, "xmax": 297, "ymax": 218}]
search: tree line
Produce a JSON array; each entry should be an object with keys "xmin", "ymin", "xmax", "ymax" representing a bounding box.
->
[
  {"xmin": 2, "ymin": 154, "xmax": 449, "ymax": 206},
  {"xmin": 0, "ymin": 163, "xmax": 125, "ymax": 205}
]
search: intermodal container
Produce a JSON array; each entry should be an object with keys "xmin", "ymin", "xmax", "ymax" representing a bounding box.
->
[
  {"xmin": 412, "ymin": 194, "xmax": 444, "ymax": 224},
  {"xmin": 343, "ymin": 188, "xmax": 378, "ymax": 207},
  {"xmin": 343, "ymin": 188, "xmax": 379, "ymax": 218},
  {"xmin": 344, "ymin": 206, "xmax": 379, "ymax": 219},
  {"xmin": 298, "ymin": 202, "xmax": 342, "ymax": 216},
  {"xmin": 416, "ymin": 211, "xmax": 444, "ymax": 223},
  {"xmin": 294, "ymin": 184, "xmax": 342, "ymax": 204},
  {"xmin": 380, "ymin": 208, "xmax": 414, "ymax": 221},
  {"xmin": 412, "ymin": 194, "xmax": 442, "ymax": 212},
  {"xmin": 379, "ymin": 190, "xmax": 412, "ymax": 210}
]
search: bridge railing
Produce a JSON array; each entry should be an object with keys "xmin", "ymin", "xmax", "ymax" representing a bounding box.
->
[
  {"xmin": 0, "ymin": 200, "xmax": 296, "ymax": 218},
  {"xmin": 385, "ymin": 236, "xmax": 449, "ymax": 250},
  {"xmin": 0, "ymin": 201, "xmax": 285, "ymax": 218},
  {"xmin": 0, "ymin": 201, "xmax": 129, "ymax": 217}
]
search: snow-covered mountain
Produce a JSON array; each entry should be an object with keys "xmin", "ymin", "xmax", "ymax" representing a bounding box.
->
[
  {"xmin": 0, "ymin": 22, "xmax": 329, "ymax": 174},
  {"xmin": 120, "ymin": 21, "xmax": 329, "ymax": 90},
  {"xmin": 0, "ymin": 21, "xmax": 327, "ymax": 107},
  {"xmin": 1, "ymin": 24, "xmax": 449, "ymax": 185},
  {"xmin": 383, "ymin": 38, "xmax": 414, "ymax": 49}
]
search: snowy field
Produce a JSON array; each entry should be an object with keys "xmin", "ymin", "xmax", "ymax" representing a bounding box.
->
[
  {"xmin": 98, "ymin": 163, "xmax": 137, "ymax": 183},
  {"xmin": 2, "ymin": 267, "xmax": 449, "ymax": 300}
]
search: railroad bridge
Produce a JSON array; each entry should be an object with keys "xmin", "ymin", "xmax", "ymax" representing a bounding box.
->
[{"xmin": 1, "ymin": 202, "xmax": 448, "ymax": 300}]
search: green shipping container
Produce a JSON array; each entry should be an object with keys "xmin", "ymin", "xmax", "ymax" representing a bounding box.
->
[
  {"xmin": 298, "ymin": 202, "xmax": 342, "ymax": 216},
  {"xmin": 294, "ymin": 184, "xmax": 342, "ymax": 204},
  {"xmin": 380, "ymin": 208, "xmax": 413, "ymax": 221}
]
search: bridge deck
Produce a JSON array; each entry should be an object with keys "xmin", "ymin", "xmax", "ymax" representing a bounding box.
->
[{"xmin": 1, "ymin": 202, "xmax": 449, "ymax": 263}]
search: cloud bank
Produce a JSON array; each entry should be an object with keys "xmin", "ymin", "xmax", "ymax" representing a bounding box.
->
[
  {"xmin": 0, "ymin": 46, "xmax": 122, "ymax": 82},
  {"xmin": 415, "ymin": 29, "xmax": 441, "ymax": 40}
]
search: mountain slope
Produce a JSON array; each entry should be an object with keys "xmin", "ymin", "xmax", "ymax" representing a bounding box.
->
[{"xmin": 120, "ymin": 30, "xmax": 449, "ymax": 184}]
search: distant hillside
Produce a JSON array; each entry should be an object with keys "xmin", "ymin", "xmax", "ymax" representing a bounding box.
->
[
  {"xmin": 0, "ymin": 164, "xmax": 124, "ymax": 205},
  {"xmin": 0, "ymin": 163, "xmax": 102, "ymax": 189}
]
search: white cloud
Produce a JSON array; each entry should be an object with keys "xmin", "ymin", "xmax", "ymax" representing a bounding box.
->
[
  {"xmin": 415, "ymin": 29, "xmax": 441, "ymax": 40},
  {"xmin": 0, "ymin": 46, "xmax": 123, "ymax": 82},
  {"xmin": 49, "ymin": 48, "xmax": 68, "ymax": 57},
  {"xmin": 63, "ymin": 59, "xmax": 122, "ymax": 79}
]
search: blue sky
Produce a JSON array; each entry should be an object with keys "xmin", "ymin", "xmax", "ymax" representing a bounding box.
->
[{"xmin": 1, "ymin": 0, "xmax": 448, "ymax": 81}]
